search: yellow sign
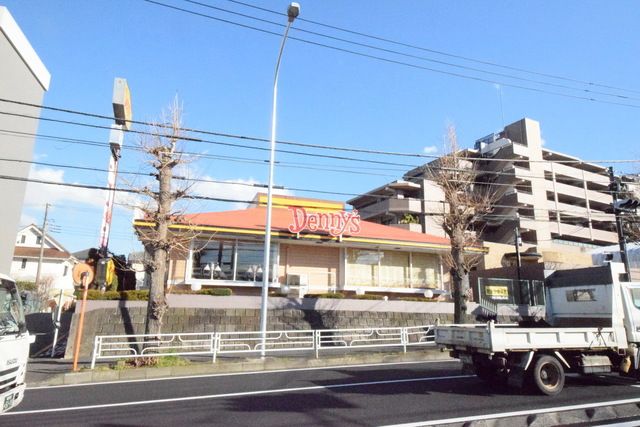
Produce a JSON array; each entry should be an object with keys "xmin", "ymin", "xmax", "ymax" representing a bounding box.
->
[{"xmin": 485, "ymin": 285, "xmax": 509, "ymax": 300}]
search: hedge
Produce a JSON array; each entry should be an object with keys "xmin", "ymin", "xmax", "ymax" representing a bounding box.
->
[
  {"xmin": 303, "ymin": 292, "xmax": 345, "ymax": 299},
  {"xmin": 75, "ymin": 288, "xmax": 233, "ymax": 300}
]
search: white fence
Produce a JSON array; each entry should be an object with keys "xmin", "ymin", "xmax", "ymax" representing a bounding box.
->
[{"xmin": 91, "ymin": 325, "xmax": 436, "ymax": 369}]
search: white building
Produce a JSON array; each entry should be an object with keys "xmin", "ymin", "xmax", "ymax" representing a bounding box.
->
[
  {"xmin": 10, "ymin": 224, "xmax": 77, "ymax": 289},
  {"xmin": 0, "ymin": 7, "xmax": 50, "ymax": 272}
]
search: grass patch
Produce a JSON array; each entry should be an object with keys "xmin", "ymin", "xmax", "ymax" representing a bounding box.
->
[
  {"xmin": 352, "ymin": 294, "xmax": 385, "ymax": 300},
  {"xmin": 99, "ymin": 355, "xmax": 192, "ymax": 370}
]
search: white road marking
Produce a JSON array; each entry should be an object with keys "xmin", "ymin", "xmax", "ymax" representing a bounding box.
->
[
  {"xmin": 27, "ymin": 358, "xmax": 457, "ymax": 390},
  {"xmin": 381, "ymin": 396, "xmax": 640, "ymax": 427},
  {"xmin": 3, "ymin": 374, "xmax": 473, "ymax": 416}
]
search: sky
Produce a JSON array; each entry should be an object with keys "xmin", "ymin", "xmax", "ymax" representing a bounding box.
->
[{"xmin": 3, "ymin": 0, "xmax": 640, "ymax": 257}]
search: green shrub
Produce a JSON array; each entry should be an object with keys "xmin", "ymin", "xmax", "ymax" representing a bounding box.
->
[
  {"xmin": 196, "ymin": 288, "xmax": 232, "ymax": 297},
  {"xmin": 304, "ymin": 292, "xmax": 345, "ymax": 299},
  {"xmin": 353, "ymin": 294, "xmax": 384, "ymax": 300},
  {"xmin": 76, "ymin": 289, "xmax": 150, "ymax": 301},
  {"xmin": 16, "ymin": 281, "xmax": 37, "ymax": 292},
  {"xmin": 398, "ymin": 297, "xmax": 432, "ymax": 302}
]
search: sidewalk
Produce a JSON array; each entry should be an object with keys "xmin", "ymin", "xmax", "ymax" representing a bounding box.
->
[{"xmin": 26, "ymin": 347, "xmax": 453, "ymax": 387}]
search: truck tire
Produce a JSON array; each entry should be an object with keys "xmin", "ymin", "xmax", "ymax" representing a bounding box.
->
[{"xmin": 532, "ymin": 355, "xmax": 565, "ymax": 396}]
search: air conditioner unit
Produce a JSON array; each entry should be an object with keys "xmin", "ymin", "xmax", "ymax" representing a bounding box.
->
[{"xmin": 286, "ymin": 274, "xmax": 309, "ymax": 298}]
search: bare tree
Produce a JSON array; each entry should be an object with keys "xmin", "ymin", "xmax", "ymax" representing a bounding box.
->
[
  {"xmin": 134, "ymin": 98, "xmax": 194, "ymax": 338},
  {"xmin": 426, "ymin": 126, "xmax": 496, "ymax": 323}
]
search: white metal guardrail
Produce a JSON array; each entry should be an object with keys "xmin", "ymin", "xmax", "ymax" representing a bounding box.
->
[{"xmin": 91, "ymin": 325, "xmax": 436, "ymax": 369}]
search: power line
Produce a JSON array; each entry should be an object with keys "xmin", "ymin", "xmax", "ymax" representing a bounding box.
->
[
  {"xmin": 141, "ymin": 0, "xmax": 640, "ymax": 110},
  {"xmin": 0, "ymin": 126, "xmax": 628, "ymax": 197},
  {"xmin": 184, "ymin": 0, "xmax": 640, "ymax": 102},
  {"xmin": 2, "ymin": 98, "xmax": 640, "ymax": 167},
  {"xmin": 223, "ymin": 0, "xmax": 640, "ymax": 96},
  {"xmin": 4, "ymin": 155, "xmax": 620, "ymax": 222}
]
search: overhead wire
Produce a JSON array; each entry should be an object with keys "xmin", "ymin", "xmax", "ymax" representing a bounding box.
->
[
  {"xmin": 184, "ymin": 0, "xmax": 640, "ymax": 101},
  {"xmin": 223, "ymin": 0, "xmax": 640, "ymax": 96},
  {"xmin": 140, "ymin": 0, "xmax": 640, "ymax": 110},
  {"xmin": 2, "ymin": 98, "xmax": 640, "ymax": 167},
  {"xmin": 1, "ymin": 155, "xmax": 623, "ymax": 221}
]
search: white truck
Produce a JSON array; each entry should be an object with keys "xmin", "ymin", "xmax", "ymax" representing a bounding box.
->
[
  {"xmin": 0, "ymin": 273, "xmax": 33, "ymax": 413},
  {"xmin": 435, "ymin": 262, "xmax": 640, "ymax": 395}
]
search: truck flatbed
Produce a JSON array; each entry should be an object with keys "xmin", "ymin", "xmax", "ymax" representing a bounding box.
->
[{"xmin": 435, "ymin": 322, "xmax": 624, "ymax": 354}]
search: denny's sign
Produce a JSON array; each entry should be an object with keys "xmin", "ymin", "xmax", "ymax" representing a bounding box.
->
[{"xmin": 288, "ymin": 206, "xmax": 361, "ymax": 237}]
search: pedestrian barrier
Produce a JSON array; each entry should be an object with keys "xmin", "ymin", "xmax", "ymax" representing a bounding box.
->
[{"xmin": 91, "ymin": 325, "xmax": 436, "ymax": 369}]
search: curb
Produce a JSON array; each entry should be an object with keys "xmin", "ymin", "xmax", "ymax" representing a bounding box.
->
[{"xmin": 28, "ymin": 348, "xmax": 452, "ymax": 387}]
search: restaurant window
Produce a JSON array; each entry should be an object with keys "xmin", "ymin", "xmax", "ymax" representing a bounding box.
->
[
  {"xmin": 346, "ymin": 248, "xmax": 439, "ymax": 289},
  {"xmin": 410, "ymin": 253, "xmax": 439, "ymax": 288},
  {"xmin": 346, "ymin": 249, "xmax": 381, "ymax": 287},
  {"xmin": 191, "ymin": 239, "xmax": 277, "ymax": 282},
  {"xmin": 379, "ymin": 251, "xmax": 409, "ymax": 288}
]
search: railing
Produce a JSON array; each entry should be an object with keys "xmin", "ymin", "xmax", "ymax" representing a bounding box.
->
[{"xmin": 91, "ymin": 325, "xmax": 436, "ymax": 369}]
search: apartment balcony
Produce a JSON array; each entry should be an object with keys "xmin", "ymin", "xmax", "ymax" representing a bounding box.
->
[
  {"xmin": 357, "ymin": 198, "xmax": 423, "ymax": 220},
  {"xmin": 547, "ymin": 221, "xmax": 618, "ymax": 245},
  {"xmin": 543, "ymin": 162, "xmax": 609, "ymax": 188},
  {"xmin": 544, "ymin": 180, "xmax": 611, "ymax": 205},
  {"xmin": 546, "ymin": 199, "xmax": 614, "ymax": 222}
]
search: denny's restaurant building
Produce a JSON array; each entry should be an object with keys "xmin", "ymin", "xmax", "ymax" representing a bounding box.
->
[{"xmin": 135, "ymin": 195, "xmax": 465, "ymax": 296}]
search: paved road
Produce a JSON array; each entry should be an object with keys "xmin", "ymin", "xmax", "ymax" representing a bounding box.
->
[{"xmin": 4, "ymin": 360, "xmax": 640, "ymax": 426}]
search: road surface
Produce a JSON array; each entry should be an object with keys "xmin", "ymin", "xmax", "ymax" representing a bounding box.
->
[{"xmin": 4, "ymin": 360, "xmax": 640, "ymax": 426}]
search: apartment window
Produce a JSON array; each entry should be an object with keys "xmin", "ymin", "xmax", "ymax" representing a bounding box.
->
[
  {"xmin": 20, "ymin": 235, "xmax": 26, "ymax": 244},
  {"xmin": 21, "ymin": 258, "xmax": 27, "ymax": 269},
  {"xmin": 36, "ymin": 236, "xmax": 42, "ymax": 245}
]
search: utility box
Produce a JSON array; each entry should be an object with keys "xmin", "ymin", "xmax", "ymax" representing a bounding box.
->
[{"xmin": 286, "ymin": 274, "xmax": 309, "ymax": 298}]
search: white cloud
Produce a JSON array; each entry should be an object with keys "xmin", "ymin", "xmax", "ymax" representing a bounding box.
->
[
  {"xmin": 19, "ymin": 212, "xmax": 38, "ymax": 228},
  {"xmin": 423, "ymin": 145, "xmax": 438, "ymax": 154},
  {"xmin": 23, "ymin": 166, "xmax": 106, "ymax": 209}
]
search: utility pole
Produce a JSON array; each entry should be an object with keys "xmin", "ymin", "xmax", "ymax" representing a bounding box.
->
[
  {"xmin": 34, "ymin": 203, "xmax": 50, "ymax": 287},
  {"xmin": 609, "ymin": 167, "xmax": 631, "ymax": 280}
]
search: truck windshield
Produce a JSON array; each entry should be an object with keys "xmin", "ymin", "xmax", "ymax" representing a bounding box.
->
[
  {"xmin": 630, "ymin": 288, "xmax": 640, "ymax": 310},
  {"xmin": 0, "ymin": 279, "xmax": 25, "ymax": 336}
]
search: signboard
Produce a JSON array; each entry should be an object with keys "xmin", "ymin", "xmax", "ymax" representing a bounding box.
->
[
  {"xmin": 485, "ymin": 285, "xmax": 509, "ymax": 300},
  {"xmin": 288, "ymin": 206, "xmax": 361, "ymax": 237},
  {"xmin": 112, "ymin": 78, "xmax": 132, "ymax": 130}
]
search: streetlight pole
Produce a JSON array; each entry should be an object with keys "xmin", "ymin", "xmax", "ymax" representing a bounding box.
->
[{"xmin": 260, "ymin": 2, "xmax": 300, "ymax": 357}]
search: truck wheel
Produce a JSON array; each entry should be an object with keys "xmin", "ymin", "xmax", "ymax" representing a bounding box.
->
[
  {"xmin": 532, "ymin": 355, "xmax": 565, "ymax": 396},
  {"xmin": 474, "ymin": 364, "xmax": 496, "ymax": 382}
]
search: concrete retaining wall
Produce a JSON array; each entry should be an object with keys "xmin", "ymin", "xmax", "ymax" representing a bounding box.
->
[{"xmin": 65, "ymin": 295, "xmax": 534, "ymax": 358}]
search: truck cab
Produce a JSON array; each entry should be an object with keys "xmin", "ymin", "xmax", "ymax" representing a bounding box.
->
[{"xmin": 0, "ymin": 273, "xmax": 33, "ymax": 413}]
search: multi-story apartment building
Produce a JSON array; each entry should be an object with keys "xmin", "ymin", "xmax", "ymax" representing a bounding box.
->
[{"xmin": 349, "ymin": 118, "xmax": 618, "ymax": 260}]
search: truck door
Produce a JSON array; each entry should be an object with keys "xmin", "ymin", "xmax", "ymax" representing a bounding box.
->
[{"xmin": 621, "ymin": 284, "xmax": 640, "ymax": 344}]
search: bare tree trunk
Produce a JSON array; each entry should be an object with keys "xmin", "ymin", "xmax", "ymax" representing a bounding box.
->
[
  {"xmin": 144, "ymin": 158, "xmax": 172, "ymax": 337},
  {"xmin": 451, "ymin": 235, "xmax": 469, "ymax": 324}
]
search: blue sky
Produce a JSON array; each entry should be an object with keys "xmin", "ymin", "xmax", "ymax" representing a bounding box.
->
[{"xmin": 3, "ymin": 0, "xmax": 639, "ymax": 256}]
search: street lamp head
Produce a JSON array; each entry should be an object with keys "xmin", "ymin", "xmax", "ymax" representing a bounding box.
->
[{"xmin": 287, "ymin": 2, "xmax": 300, "ymax": 22}]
